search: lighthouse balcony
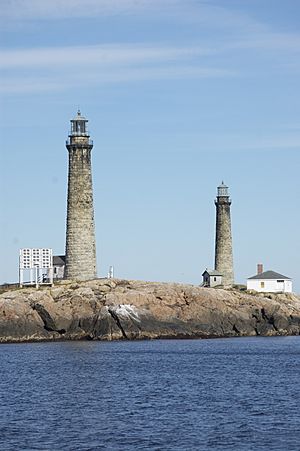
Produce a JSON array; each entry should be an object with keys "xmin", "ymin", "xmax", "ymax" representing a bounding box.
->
[
  {"xmin": 69, "ymin": 131, "xmax": 89, "ymax": 137},
  {"xmin": 66, "ymin": 138, "xmax": 93, "ymax": 148}
]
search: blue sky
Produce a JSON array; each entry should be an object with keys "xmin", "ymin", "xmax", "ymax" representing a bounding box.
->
[{"xmin": 0, "ymin": 0, "xmax": 299, "ymax": 291}]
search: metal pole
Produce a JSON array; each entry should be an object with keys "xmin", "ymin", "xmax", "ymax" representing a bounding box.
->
[{"xmin": 35, "ymin": 266, "xmax": 38, "ymax": 289}]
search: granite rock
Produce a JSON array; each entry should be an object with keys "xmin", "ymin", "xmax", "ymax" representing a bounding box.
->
[{"xmin": 0, "ymin": 279, "xmax": 300, "ymax": 342}]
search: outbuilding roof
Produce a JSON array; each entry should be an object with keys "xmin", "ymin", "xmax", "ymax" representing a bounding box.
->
[
  {"xmin": 202, "ymin": 269, "xmax": 223, "ymax": 277},
  {"xmin": 53, "ymin": 255, "xmax": 66, "ymax": 266},
  {"xmin": 248, "ymin": 270, "xmax": 291, "ymax": 280}
]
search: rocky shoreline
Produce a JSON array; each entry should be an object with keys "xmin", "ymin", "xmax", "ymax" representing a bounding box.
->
[{"xmin": 0, "ymin": 278, "xmax": 300, "ymax": 343}]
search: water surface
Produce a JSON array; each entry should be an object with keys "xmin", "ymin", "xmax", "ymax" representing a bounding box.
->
[{"xmin": 0, "ymin": 337, "xmax": 299, "ymax": 450}]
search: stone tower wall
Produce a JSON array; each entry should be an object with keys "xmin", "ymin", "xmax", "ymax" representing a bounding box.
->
[
  {"xmin": 65, "ymin": 146, "xmax": 97, "ymax": 280},
  {"xmin": 214, "ymin": 198, "xmax": 234, "ymax": 286}
]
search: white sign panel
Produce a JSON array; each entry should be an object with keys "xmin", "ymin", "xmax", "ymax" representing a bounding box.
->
[{"xmin": 20, "ymin": 248, "xmax": 53, "ymax": 269}]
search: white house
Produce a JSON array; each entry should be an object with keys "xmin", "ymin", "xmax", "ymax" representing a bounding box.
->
[
  {"xmin": 202, "ymin": 269, "xmax": 223, "ymax": 288},
  {"xmin": 53, "ymin": 255, "xmax": 65, "ymax": 280},
  {"xmin": 247, "ymin": 267, "xmax": 292, "ymax": 293}
]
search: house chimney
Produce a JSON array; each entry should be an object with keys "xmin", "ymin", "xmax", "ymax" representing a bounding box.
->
[{"xmin": 257, "ymin": 263, "xmax": 263, "ymax": 275}]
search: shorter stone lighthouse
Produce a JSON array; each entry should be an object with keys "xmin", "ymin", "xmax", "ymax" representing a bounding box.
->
[
  {"xmin": 64, "ymin": 111, "xmax": 97, "ymax": 280},
  {"xmin": 214, "ymin": 182, "xmax": 234, "ymax": 287}
]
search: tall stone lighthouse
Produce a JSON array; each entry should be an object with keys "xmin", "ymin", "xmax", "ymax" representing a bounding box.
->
[
  {"xmin": 64, "ymin": 110, "xmax": 97, "ymax": 280},
  {"xmin": 214, "ymin": 182, "xmax": 234, "ymax": 287}
]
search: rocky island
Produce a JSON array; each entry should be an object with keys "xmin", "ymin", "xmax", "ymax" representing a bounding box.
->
[{"xmin": 0, "ymin": 279, "xmax": 300, "ymax": 343}]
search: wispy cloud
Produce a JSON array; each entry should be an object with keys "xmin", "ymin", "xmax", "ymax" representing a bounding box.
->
[
  {"xmin": 0, "ymin": 0, "xmax": 266, "ymax": 31},
  {"xmin": 233, "ymin": 32, "xmax": 300, "ymax": 53},
  {"xmin": 3, "ymin": 0, "xmax": 300, "ymax": 58},
  {"xmin": 173, "ymin": 130, "xmax": 300, "ymax": 152},
  {"xmin": 0, "ymin": 44, "xmax": 214, "ymax": 69},
  {"xmin": 0, "ymin": 0, "xmax": 266, "ymax": 33},
  {"xmin": 0, "ymin": 66, "xmax": 235, "ymax": 95},
  {"xmin": 0, "ymin": 43, "xmax": 234, "ymax": 94},
  {"xmin": 2, "ymin": 1, "xmax": 300, "ymax": 95},
  {"xmin": 1, "ymin": 0, "xmax": 159, "ymax": 19},
  {"xmin": 0, "ymin": 78, "xmax": 66, "ymax": 94}
]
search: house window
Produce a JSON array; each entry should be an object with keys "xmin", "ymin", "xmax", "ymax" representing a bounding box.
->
[
  {"xmin": 277, "ymin": 280, "xmax": 284, "ymax": 283},
  {"xmin": 260, "ymin": 282, "xmax": 265, "ymax": 288},
  {"xmin": 214, "ymin": 277, "xmax": 217, "ymax": 282}
]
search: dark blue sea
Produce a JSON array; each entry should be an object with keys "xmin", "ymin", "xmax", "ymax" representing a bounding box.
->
[{"xmin": 0, "ymin": 337, "xmax": 299, "ymax": 451}]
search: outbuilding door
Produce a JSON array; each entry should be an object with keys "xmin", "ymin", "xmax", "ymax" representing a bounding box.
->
[{"xmin": 277, "ymin": 280, "xmax": 284, "ymax": 292}]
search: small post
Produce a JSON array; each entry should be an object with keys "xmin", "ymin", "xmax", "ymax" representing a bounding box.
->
[
  {"xmin": 49, "ymin": 267, "xmax": 54, "ymax": 286},
  {"xmin": 35, "ymin": 265, "xmax": 38, "ymax": 289},
  {"xmin": 19, "ymin": 268, "xmax": 23, "ymax": 288},
  {"xmin": 108, "ymin": 266, "xmax": 114, "ymax": 279}
]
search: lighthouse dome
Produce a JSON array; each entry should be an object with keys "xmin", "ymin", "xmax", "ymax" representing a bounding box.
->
[{"xmin": 73, "ymin": 110, "xmax": 87, "ymax": 121}]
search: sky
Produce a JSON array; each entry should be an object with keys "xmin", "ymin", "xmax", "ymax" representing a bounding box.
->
[{"xmin": 0, "ymin": 0, "xmax": 299, "ymax": 291}]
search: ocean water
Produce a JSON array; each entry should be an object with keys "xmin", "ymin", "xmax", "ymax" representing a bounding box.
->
[{"xmin": 0, "ymin": 337, "xmax": 300, "ymax": 451}]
